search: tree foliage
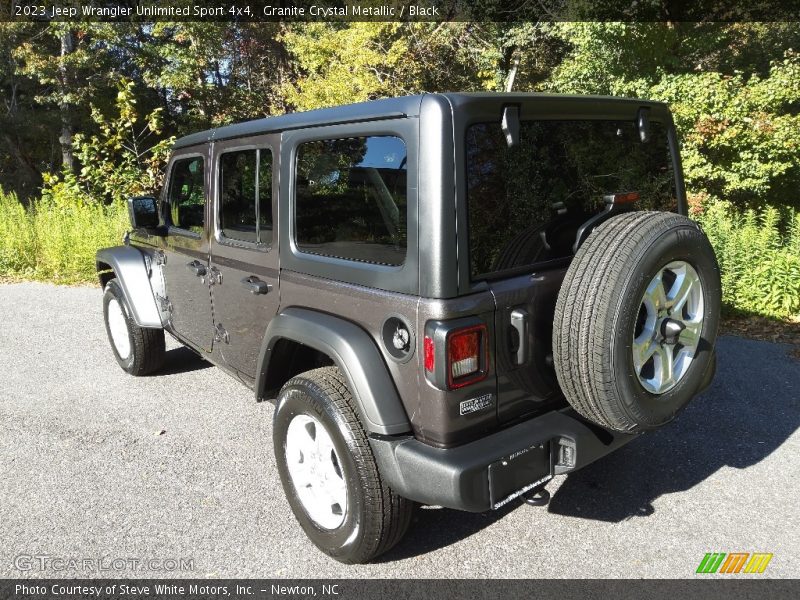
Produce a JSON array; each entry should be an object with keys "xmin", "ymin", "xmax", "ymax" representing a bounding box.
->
[
  {"xmin": 3, "ymin": 20, "xmax": 797, "ymax": 214},
  {"xmin": 0, "ymin": 20, "xmax": 798, "ymax": 316}
]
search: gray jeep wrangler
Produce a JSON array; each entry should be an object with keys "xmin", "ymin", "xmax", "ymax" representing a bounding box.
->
[{"xmin": 96, "ymin": 93, "xmax": 720, "ymax": 563}]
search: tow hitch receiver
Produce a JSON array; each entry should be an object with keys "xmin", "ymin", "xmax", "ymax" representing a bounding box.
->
[{"xmin": 523, "ymin": 487, "xmax": 551, "ymax": 507}]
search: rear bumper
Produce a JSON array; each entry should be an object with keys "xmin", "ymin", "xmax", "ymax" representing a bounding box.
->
[{"xmin": 370, "ymin": 408, "xmax": 639, "ymax": 512}]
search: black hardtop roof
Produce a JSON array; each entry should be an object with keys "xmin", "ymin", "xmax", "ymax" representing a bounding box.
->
[{"xmin": 172, "ymin": 92, "xmax": 668, "ymax": 150}]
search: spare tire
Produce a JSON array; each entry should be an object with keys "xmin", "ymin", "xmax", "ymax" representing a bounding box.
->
[{"xmin": 553, "ymin": 211, "xmax": 721, "ymax": 433}]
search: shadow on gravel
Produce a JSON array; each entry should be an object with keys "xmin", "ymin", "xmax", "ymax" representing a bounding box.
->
[
  {"xmin": 157, "ymin": 346, "xmax": 212, "ymax": 376},
  {"xmin": 376, "ymin": 501, "xmax": 520, "ymax": 563},
  {"xmin": 379, "ymin": 337, "xmax": 800, "ymax": 560},
  {"xmin": 547, "ymin": 336, "xmax": 800, "ymax": 522}
]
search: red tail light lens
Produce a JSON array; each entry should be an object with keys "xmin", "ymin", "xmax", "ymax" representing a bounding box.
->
[
  {"xmin": 424, "ymin": 336, "xmax": 435, "ymax": 372},
  {"xmin": 447, "ymin": 325, "xmax": 487, "ymax": 388}
]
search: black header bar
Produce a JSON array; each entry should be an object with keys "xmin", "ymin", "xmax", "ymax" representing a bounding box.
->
[{"xmin": 4, "ymin": 0, "xmax": 800, "ymax": 22}]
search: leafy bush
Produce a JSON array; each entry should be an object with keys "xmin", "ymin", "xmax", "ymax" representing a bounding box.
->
[
  {"xmin": 0, "ymin": 186, "xmax": 128, "ymax": 284},
  {"xmin": 697, "ymin": 201, "xmax": 800, "ymax": 319},
  {"xmin": 73, "ymin": 79, "xmax": 173, "ymax": 204}
]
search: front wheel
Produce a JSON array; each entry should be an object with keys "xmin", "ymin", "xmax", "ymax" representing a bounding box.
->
[
  {"xmin": 273, "ymin": 367, "xmax": 414, "ymax": 563},
  {"xmin": 103, "ymin": 279, "xmax": 165, "ymax": 376}
]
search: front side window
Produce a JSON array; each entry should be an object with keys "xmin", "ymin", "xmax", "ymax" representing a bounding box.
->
[
  {"xmin": 467, "ymin": 119, "xmax": 676, "ymax": 279},
  {"xmin": 167, "ymin": 156, "xmax": 205, "ymax": 233},
  {"xmin": 219, "ymin": 148, "xmax": 273, "ymax": 245},
  {"xmin": 295, "ymin": 135, "xmax": 407, "ymax": 266}
]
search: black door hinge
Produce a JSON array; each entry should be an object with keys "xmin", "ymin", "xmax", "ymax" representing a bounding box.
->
[
  {"xmin": 208, "ymin": 266, "xmax": 222, "ymax": 286},
  {"xmin": 214, "ymin": 323, "xmax": 229, "ymax": 344},
  {"xmin": 156, "ymin": 294, "xmax": 172, "ymax": 313}
]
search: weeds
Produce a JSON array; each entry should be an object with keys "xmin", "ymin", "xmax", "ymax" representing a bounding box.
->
[{"xmin": 0, "ymin": 187, "xmax": 128, "ymax": 284}]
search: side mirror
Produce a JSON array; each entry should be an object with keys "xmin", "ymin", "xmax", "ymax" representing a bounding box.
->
[{"xmin": 127, "ymin": 196, "xmax": 160, "ymax": 230}]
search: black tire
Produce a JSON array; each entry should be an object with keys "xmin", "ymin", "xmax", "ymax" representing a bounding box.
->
[
  {"xmin": 273, "ymin": 366, "xmax": 414, "ymax": 564},
  {"xmin": 102, "ymin": 279, "xmax": 165, "ymax": 376},
  {"xmin": 553, "ymin": 211, "xmax": 721, "ymax": 433}
]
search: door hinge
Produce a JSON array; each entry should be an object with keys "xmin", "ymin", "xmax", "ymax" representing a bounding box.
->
[
  {"xmin": 208, "ymin": 266, "xmax": 222, "ymax": 286},
  {"xmin": 156, "ymin": 294, "xmax": 172, "ymax": 313},
  {"xmin": 214, "ymin": 323, "xmax": 229, "ymax": 344}
]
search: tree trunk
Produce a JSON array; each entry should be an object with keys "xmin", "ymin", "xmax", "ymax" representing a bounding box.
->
[{"xmin": 59, "ymin": 29, "xmax": 75, "ymax": 174}]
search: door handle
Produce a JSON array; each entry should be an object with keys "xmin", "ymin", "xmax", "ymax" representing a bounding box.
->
[
  {"xmin": 241, "ymin": 275, "xmax": 270, "ymax": 295},
  {"xmin": 186, "ymin": 260, "xmax": 206, "ymax": 276},
  {"xmin": 510, "ymin": 308, "xmax": 529, "ymax": 365}
]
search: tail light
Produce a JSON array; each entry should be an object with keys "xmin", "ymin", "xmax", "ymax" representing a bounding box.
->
[
  {"xmin": 447, "ymin": 325, "xmax": 486, "ymax": 388},
  {"xmin": 424, "ymin": 336, "xmax": 435, "ymax": 372},
  {"xmin": 424, "ymin": 319, "xmax": 489, "ymax": 390}
]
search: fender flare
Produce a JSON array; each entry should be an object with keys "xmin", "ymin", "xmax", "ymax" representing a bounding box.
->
[
  {"xmin": 256, "ymin": 308, "xmax": 411, "ymax": 436},
  {"xmin": 96, "ymin": 246, "xmax": 162, "ymax": 328}
]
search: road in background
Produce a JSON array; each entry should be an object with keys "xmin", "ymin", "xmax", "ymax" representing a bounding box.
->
[{"xmin": 1, "ymin": 282, "xmax": 798, "ymax": 578}]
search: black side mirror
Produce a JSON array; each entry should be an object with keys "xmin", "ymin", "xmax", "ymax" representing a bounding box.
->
[{"xmin": 127, "ymin": 196, "xmax": 160, "ymax": 230}]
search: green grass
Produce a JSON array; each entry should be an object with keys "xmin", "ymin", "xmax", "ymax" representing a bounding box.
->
[
  {"xmin": 0, "ymin": 188, "xmax": 128, "ymax": 284},
  {"xmin": 696, "ymin": 201, "xmax": 800, "ymax": 320}
]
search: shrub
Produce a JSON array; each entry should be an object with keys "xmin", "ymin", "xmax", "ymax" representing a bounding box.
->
[
  {"xmin": 0, "ymin": 185, "xmax": 128, "ymax": 284},
  {"xmin": 0, "ymin": 189, "xmax": 36, "ymax": 277},
  {"xmin": 697, "ymin": 201, "xmax": 800, "ymax": 319}
]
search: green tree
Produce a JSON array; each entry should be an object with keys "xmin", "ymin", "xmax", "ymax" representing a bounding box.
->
[
  {"xmin": 541, "ymin": 22, "xmax": 800, "ymax": 212},
  {"xmin": 70, "ymin": 79, "xmax": 173, "ymax": 204}
]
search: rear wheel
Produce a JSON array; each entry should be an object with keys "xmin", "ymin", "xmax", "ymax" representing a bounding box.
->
[
  {"xmin": 553, "ymin": 211, "xmax": 721, "ymax": 432},
  {"xmin": 102, "ymin": 279, "xmax": 165, "ymax": 376},
  {"xmin": 273, "ymin": 367, "xmax": 414, "ymax": 563}
]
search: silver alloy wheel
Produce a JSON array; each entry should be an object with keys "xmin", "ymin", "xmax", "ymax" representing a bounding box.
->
[
  {"xmin": 632, "ymin": 260, "xmax": 704, "ymax": 395},
  {"xmin": 107, "ymin": 297, "xmax": 131, "ymax": 360},
  {"xmin": 285, "ymin": 414, "xmax": 347, "ymax": 530}
]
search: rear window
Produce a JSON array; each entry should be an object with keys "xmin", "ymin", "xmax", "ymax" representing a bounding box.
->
[
  {"xmin": 466, "ymin": 119, "xmax": 676, "ymax": 280},
  {"xmin": 295, "ymin": 135, "xmax": 408, "ymax": 266}
]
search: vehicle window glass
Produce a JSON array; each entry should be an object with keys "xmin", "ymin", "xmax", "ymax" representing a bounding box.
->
[
  {"xmin": 259, "ymin": 149, "xmax": 274, "ymax": 245},
  {"xmin": 167, "ymin": 156, "xmax": 205, "ymax": 234},
  {"xmin": 466, "ymin": 119, "xmax": 676, "ymax": 280},
  {"xmin": 220, "ymin": 150, "xmax": 257, "ymax": 243},
  {"xmin": 295, "ymin": 136, "xmax": 407, "ymax": 266}
]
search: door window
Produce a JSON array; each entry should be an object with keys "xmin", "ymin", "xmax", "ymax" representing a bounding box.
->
[
  {"xmin": 219, "ymin": 148, "xmax": 274, "ymax": 245},
  {"xmin": 167, "ymin": 156, "xmax": 205, "ymax": 234}
]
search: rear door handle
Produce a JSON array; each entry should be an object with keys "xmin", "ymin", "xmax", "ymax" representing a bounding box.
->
[
  {"xmin": 510, "ymin": 308, "xmax": 529, "ymax": 365},
  {"xmin": 186, "ymin": 260, "xmax": 206, "ymax": 276},
  {"xmin": 241, "ymin": 275, "xmax": 270, "ymax": 295}
]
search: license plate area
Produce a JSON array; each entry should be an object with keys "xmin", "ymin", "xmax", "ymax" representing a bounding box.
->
[{"xmin": 488, "ymin": 441, "xmax": 552, "ymax": 509}]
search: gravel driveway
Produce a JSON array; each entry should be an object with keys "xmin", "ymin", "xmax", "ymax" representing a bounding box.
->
[{"xmin": 1, "ymin": 282, "xmax": 798, "ymax": 578}]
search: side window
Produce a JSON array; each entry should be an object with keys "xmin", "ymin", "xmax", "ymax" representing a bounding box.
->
[
  {"xmin": 218, "ymin": 148, "xmax": 273, "ymax": 245},
  {"xmin": 167, "ymin": 156, "xmax": 205, "ymax": 233},
  {"xmin": 295, "ymin": 136, "xmax": 407, "ymax": 266}
]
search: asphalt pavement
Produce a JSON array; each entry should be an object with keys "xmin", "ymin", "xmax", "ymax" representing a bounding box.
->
[{"xmin": 1, "ymin": 282, "xmax": 798, "ymax": 578}]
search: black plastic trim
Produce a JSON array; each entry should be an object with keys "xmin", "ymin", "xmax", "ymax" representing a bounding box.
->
[
  {"xmin": 370, "ymin": 408, "xmax": 639, "ymax": 512},
  {"xmin": 255, "ymin": 307, "xmax": 412, "ymax": 435}
]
